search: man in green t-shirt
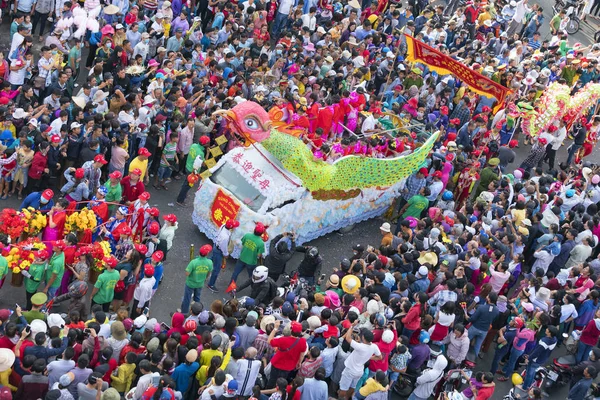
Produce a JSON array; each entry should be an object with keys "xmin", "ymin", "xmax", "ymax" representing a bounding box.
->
[
  {"xmin": 181, "ymin": 244, "xmax": 214, "ymax": 314},
  {"xmin": 24, "ymin": 250, "xmax": 49, "ymax": 310},
  {"xmin": 176, "ymin": 135, "xmax": 209, "ymax": 206},
  {"xmin": 91, "ymin": 256, "xmax": 120, "ymax": 312},
  {"xmin": 231, "ymin": 224, "xmax": 266, "ymax": 283},
  {"xmin": 400, "ymin": 187, "xmax": 430, "ymax": 219},
  {"xmin": 0, "ymin": 234, "xmax": 7, "ymax": 287},
  {"xmin": 44, "ymin": 241, "xmax": 66, "ymax": 300}
]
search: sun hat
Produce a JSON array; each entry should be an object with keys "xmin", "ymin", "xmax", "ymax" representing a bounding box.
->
[
  {"xmin": 0, "ymin": 349, "xmax": 15, "ymax": 372},
  {"xmin": 110, "ymin": 321, "xmax": 127, "ymax": 340},
  {"xmin": 341, "ymin": 274, "xmax": 361, "ymax": 294},
  {"xmin": 380, "ymin": 222, "xmax": 391, "ymax": 232},
  {"xmin": 260, "ymin": 315, "xmax": 276, "ymax": 332},
  {"xmin": 418, "ymin": 251, "xmax": 438, "ymax": 266}
]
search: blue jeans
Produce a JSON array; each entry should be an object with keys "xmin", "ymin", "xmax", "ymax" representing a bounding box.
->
[
  {"xmin": 503, "ymin": 347, "xmax": 525, "ymax": 378},
  {"xmin": 490, "ymin": 344, "xmax": 510, "ymax": 374},
  {"xmin": 271, "ymin": 12, "xmax": 288, "ymax": 39},
  {"xmin": 468, "ymin": 325, "xmax": 488, "ymax": 357},
  {"xmin": 207, "ymin": 247, "xmax": 224, "ymax": 287},
  {"xmin": 231, "ymin": 260, "xmax": 255, "ymax": 283},
  {"xmin": 181, "ymin": 285, "xmax": 202, "ymax": 314},
  {"xmin": 176, "ymin": 172, "xmax": 191, "ymax": 203},
  {"xmin": 567, "ymin": 143, "xmax": 583, "ymax": 165},
  {"xmin": 577, "ymin": 341, "xmax": 593, "ymax": 363},
  {"xmin": 523, "ymin": 362, "xmax": 540, "ymax": 389},
  {"xmin": 47, "ymin": 286, "xmax": 59, "ymax": 301}
]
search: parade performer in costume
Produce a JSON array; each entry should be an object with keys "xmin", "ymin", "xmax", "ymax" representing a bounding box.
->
[
  {"xmin": 90, "ymin": 186, "xmax": 109, "ymax": 224},
  {"xmin": 455, "ymin": 162, "xmax": 480, "ymax": 210},
  {"xmin": 130, "ymin": 191, "xmax": 151, "ymax": 242},
  {"xmin": 101, "ymin": 206, "xmax": 131, "ymax": 250},
  {"xmin": 42, "ymin": 199, "xmax": 68, "ymax": 254}
]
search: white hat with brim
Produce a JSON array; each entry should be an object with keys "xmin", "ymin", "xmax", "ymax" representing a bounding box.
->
[
  {"xmin": 418, "ymin": 251, "xmax": 438, "ymax": 266},
  {"xmin": 72, "ymin": 96, "xmax": 87, "ymax": 108},
  {"xmin": 341, "ymin": 274, "xmax": 362, "ymax": 294},
  {"xmin": 0, "ymin": 349, "xmax": 15, "ymax": 372},
  {"xmin": 349, "ymin": 0, "xmax": 361, "ymax": 8},
  {"xmin": 259, "ymin": 315, "xmax": 276, "ymax": 332},
  {"xmin": 103, "ymin": 4, "xmax": 120, "ymax": 14},
  {"xmin": 12, "ymin": 108, "xmax": 29, "ymax": 119},
  {"xmin": 93, "ymin": 90, "xmax": 108, "ymax": 103}
]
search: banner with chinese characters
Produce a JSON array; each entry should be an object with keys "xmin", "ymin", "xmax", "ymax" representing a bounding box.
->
[
  {"xmin": 404, "ymin": 34, "xmax": 510, "ymax": 112},
  {"xmin": 210, "ymin": 189, "xmax": 241, "ymax": 227}
]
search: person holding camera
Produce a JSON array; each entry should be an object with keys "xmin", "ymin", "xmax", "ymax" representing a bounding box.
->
[{"xmin": 264, "ymin": 231, "xmax": 296, "ymax": 282}]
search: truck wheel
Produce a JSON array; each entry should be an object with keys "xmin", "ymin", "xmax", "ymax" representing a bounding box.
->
[{"xmin": 338, "ymin": 224, "xmax": 356, "ymax": 234}]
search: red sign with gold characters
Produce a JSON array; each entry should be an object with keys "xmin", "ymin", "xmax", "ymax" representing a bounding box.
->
[
  {"xmin": 404, "ymin": 34, "xmax": 510, "ymax": 112},
  {"xmin": 210, "ymin": 189, "xmax": 241, "ymax": 227}
]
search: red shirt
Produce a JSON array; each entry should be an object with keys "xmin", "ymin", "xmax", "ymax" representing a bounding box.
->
[
  {"xmin": 270, "ymin": 336, "xmax": 307, "ymax": 371},
  {"xmin": 120, "ymin": 176, "xmax": 145, "ymax": 203}
]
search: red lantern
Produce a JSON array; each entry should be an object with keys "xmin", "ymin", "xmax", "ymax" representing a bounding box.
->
[{"xmin": 187, "ymin": 174, "xmax": 199, "ymax": 187}]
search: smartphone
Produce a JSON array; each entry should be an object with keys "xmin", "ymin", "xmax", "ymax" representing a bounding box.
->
[
  {"xmin": 25, "ymin": 326, "xmax": 31, "ymax": 334},
  {"xmin": 160, "ymin": 322, "xmax": 171, "ymax": 330},
  {"xmin": 143, "ymin": 307, "xmax": 150, "ymax": 316}
]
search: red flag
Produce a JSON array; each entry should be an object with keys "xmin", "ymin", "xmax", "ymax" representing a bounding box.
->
[{"xmin": 225, "ymin": 280, "xmax": 237, "ymax": 293}]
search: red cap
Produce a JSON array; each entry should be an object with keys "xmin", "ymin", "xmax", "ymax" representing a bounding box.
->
[
  {"xmin": 130, "ymin": 168, "xmax": 142, "ymax": 176},
  {"xmin": 378, "ymin": 255, "xmax": 388, "ymax": 266},
  {"xmin": 104, "ymin": 256, "xmax": 118, "ymax": 268},
  {"xmin": 440, "ymin": 106, "xmax": 449, "ymax": 115},
  {"xmin": 199, "ymin": 244, "xmax": 213, "ymax": 256},
  {"xmin": 109, "ymin": 171, "xmax": 123, "ymax": 179},
  {"xmin": 254, "ymin": 222, "xmax": 266, "ymax": 235},
  {"xmin": 371, "ymin": 107, "xmax": 382, "ymax": 115},
  {"xmin": 148, "ymin": 221, "xmax": 160, "ymax": 235},
  {"xmin": 50, "ymin": 135, "xmax": 61, "ymax": 143},
  {"xmin": 139, "ymin": 191, "xmax": 151, "ymax": 201},
  {"xmin": 138, "ymin": 147, "xmax": 152, "ymax": 157},
  {"xmin": 121, "ymin": 225, "xmax": 132, "ymax": 235},
  {"xmin": 513, "ymin": 317, "xmax": 524, "ymax": 329},
  {"xmin": 290, "ymin": 321, "xmax": 302, "ymax": 333},
  {"xmin": 418, "ymin": 168, "xmax": 428, "ymax": 177},
  {"xmin": 445, "ymin": 153, "xmax": 454, "ymax": 162},
  {"xmin": 94, "ymin": 154, "xmax": 108, "ymax": 165},
  {"xmin": 548, "ymin": 125, "xmax": 558, "ymax": 133},
  {"xmin": 75, "ymin": 168, "xmax": 85, "ymax": 179},
  {"xmin": 184, "ymin": 319, "xmax": 197, "ymax": 332},
  {"xmin": 53, "ymin": 240, "xmax": 66, "ymax": 250},
  {"xmin": 225, "ymin": 219, "xmax": 238, "ymax": 229},
  {"xmin": 155, "ymin": 114, "xmax": 167, "ymax": 122},
  {"xmin": 152, "ymin": 250, "xmax": 164, "ymax": 262},
  {"xmin": 509, "ymin": 140, "xmax": 518, "ymax": 148},
  {"xmin": 33, "ymin": 250, "xmax": 49, "ymax": 260},
  {"xmin": 144, "ymin": 263, "xmax": 155, "ymax": 276},
  {"xmin": 433, "ymin": 171, "xmax": 442, "ymax": 178},
  {"xmin": 164, "ymin": 214, "xmax": 177, "ymax": 223},
  {"xmin": 42, "ymin": 189, "xmax": 54, "ymax": 201},
  {"xmin": 538, "ymin": 137, "xmax": 548, "ymax": 145},
  {"xmin": 394, "ymin": 85, "xmax": 402, "ymax": 91},
  {"xmin": 135, "ymin": 244, "xmax": 148, "ymax": 254},
  {"xmin": 342, "ymin": 320, "xmax": 352, "ymax": 329},
  {"xmin": 482, "ymin": 106, "xmax": 491, "ymax": 113},
  {"xmin": 147, "ymin": 207, "xmax": 160, "ymax": 217},
  {"xmin": 199, "ymin": 136, "xmax": 210, "ymax": 145}
]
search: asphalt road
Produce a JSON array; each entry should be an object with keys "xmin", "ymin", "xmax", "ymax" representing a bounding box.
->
[{"xmin": 0, "ymin": 3, "xmax": 598, "ymax": 397}]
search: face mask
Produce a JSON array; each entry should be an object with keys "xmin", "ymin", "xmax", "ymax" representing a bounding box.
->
[
  {"xmin": 52, "ymin": 51, "xmax": 57, "ymax": 55},
  {"xmin": 417, "ymin": 112, "xmax": 424, "ymax": 119},
  {"xmin": 276, "ymin": 49, "xmax": 282, "ymax": 55},
  {"xmin": 40, "ymin": 198, "xmax": 48, "ymax": 204},
  {"xmin": 106, "ymin": 42, "xmax": 112, "ymax": 47},
  {"xmin": 144, "ymin": 39, "xmax": 149, "ymax": 44}
]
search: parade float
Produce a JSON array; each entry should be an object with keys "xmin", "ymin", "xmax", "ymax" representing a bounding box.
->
[{"xmin": 192, "ymin": 101, "xmax": 439, "ymax": 257}]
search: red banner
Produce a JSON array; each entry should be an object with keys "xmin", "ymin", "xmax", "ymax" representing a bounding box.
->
[
  {"xmin": 210, "ymin": 189, "xmax": 241, "ymax": 227},
  {"xmin": 404, "ymin": 34, "xmax": 510, "ymax": 111}
]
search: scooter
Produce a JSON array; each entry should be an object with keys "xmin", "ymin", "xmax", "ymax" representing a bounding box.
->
[
  {"xmin": 543, "ymin": 354, "xmax": 576, "ymax": 391},
  {"xmin": 503, "ymin": 385, "xmax": 529, "ymax": 400}
]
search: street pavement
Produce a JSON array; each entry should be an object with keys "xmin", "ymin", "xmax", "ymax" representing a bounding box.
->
[{"xmin": 0, "ymin": 3, "xmax": 596, "ymax": 397}]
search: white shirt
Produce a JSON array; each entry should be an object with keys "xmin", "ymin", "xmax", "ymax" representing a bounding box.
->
[
  {"xmin": 278, "ymin": 0, "xmax": 294, "ymax": 15},
  {"xmin": 343, "ymin": 340, "xmax": 381, "ymax": 377},
  {"xmin": 133, "ymin": 276, "xmax": 156, "ymax": 306},
  {"xmin": 215, "ymin": 225, "xmax": 232, "ymax": 257},
  {"xmin": 361, "ymin": 115, "xmax": 378, "ymax": 134},
  {"xmin": 301, "ymin": 14, "xmax": 316, "ymax": 31},
  {"xmin": 560, "ymin": 303, "xmax": 579, "ymax": 324},
  {"xmin": 133, "ymin": 42, "xmax": 149, "ymax": 61}
]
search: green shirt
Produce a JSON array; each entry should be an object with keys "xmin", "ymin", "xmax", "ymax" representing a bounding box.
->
[
  {"xmin": 160, "ymin": 142, "xmax": 177, "ymax": 167},
  {"xmin": 25, "ymin": 262, "xmax": 46, "ymax": 293},
  {"xmin": 68, "ymin": 46, "xmax": 81, "ymax": 69},
  {"xmin": 23, "ymin": 310, "xmax": 46, "ymax": 324},
  {"xmin": 104, "ymin": 181, "xmax": 123, "ymax": 211},
  {"xmin": 186, "ymin": 143, "xmax": 205, "ymax": 173},
  {"xmin": 185, "ymin": 257, "xmax": 213, "ymax": 288},
  {"xmin": 0, "ymin": 256, "xmax": 7, "ymax": 280},
  {"xmin": 46, "ymin": 253, "xmax": 65, "ymax": 288},
  {"xmin": 93, "ymin": 269, "xmax": 120, "ymax": 304},
  {"xmin": 239, "ymin": 233, "xmax": 265, "ymax": 266},
  {"xmin": 402, "ymin": 194, "xmax": 428, "ymax": 219}
]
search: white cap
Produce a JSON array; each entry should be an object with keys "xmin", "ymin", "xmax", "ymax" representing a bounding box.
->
[
  {"xmin": 70, "ymin": 122, "xmax": 82, "ymax": 129},
  {"xmin": 317, "ymin": 26, "xmax": 326, "ymax": 34},
  {"xmin": 28, "ymin": 118, "xmax": 38, "ymax": 127},
  {"xmin": 115, "ymin": 23, "xmax": 124, "ymax": 29},
  {"xmin": 418, "ymin": 266, "xmax": 428, "ymax": 277}
]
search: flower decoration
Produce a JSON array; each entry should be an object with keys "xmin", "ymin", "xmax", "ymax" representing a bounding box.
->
[
  {"xmin": 80, "ymin": 240, "xmax": 113, "ymax": 272},
  {"xmin": 3, "ymin": 238, "xmax": 47, "ymax": 274},
  {"xmin": 0, "ymin": 209, "xmax": 28, "ymax": 240},
  {"xmin": 65, "ymin": 208, "xmax": 98, "ymax": 232},
  {"xmin": 21, "ymin": 207, "xmax": 48, "ymax": 236}
]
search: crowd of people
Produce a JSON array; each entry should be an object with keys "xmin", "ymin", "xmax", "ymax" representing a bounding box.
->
[{"xmin": 0, "ymin": 0, "xmax": 599, "ymax": 399}]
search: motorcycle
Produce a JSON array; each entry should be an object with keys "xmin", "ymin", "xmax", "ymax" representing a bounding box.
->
[
  {"xmin": 553, "ymin": 0, "xmax": 586, "ymax": 34},
  {"xmin": 543, "ymin": 354, "xmax": 576, "ymax": 391},
  {"xmin": 503, "ymin": 385, "xmax": 530, "ymax": 400}
]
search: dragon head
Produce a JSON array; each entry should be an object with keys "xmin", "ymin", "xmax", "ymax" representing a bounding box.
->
[{"xmin": 213, "ymin": 101, "xmax": 273, "ymax": 146}]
